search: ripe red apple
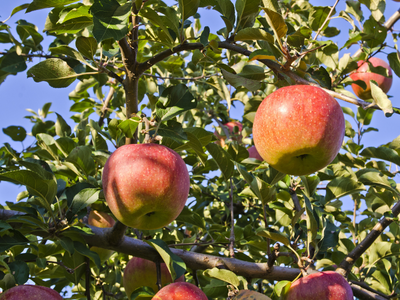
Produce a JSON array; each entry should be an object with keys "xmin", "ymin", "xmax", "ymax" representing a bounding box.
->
[
  {"xmin": 123, "ymin": 256, "xmax": 184, "ymax": 299},
  {"xmin": 214, "ymin": 121, "xmax": 243, "ymax": 147},
  {"xmin": 153, "ymin": 282, "xmax": 208, "ymax": 300},
  {"xmin": 0, "ymin": 285, "xmax": 63, "ymax": 299},
  {"xmin": 253, "ymin": 85, "xmax": 345, "ymax": 176},
  {"xmin": 283, "ymin": 271, "xmax": 353, "ymax": 300},
  {"xmin": 350, "ymin": 57, "xmax": 393, "ymax": 100},
  {"xmin": 88, "ymin": 210, "xmax": 115, "ymax": 262},
  {"xmin": 102, "ymin": 143, "xmax": 190, "ymax": 230},
  {"xmin": 248, "ymin": 145, "xmax": 263, "ymax": 161}
]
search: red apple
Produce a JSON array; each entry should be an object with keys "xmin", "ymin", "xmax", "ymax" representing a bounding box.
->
[
  {"xmin": 248, "ymin": 145, "xmax": 263, "ymax": 161},
  {"xmin": 0, "ymin": 285, "xmax": 63, "ymax": 299},
  {"xmin": 253, "ymin": 85, "xmax": 345, "ymax": 176},
  {"xmin": 153, "ymin": 282, "xmax": 208, "ymax": 300},
  {"xmin": 123, "ymin": 256, "xmax": 184, "ymax": 299},
  {"xmin": 350, "ymin": 57, "xmax": 393, "ymax": 100},
  {"xmin": 214, "ymin": 121, "xmax": 243, "ymax": 147},
  {"xmin": 102, "ymin": 143, "xmax": 190, "ymax": 230},
  {"xmin": 284, "ymin": 271, "xmax": 353, "ymax": 300},
  {"xmin": 88, "ymin": 210, "xmax": 115, "ymax": 262}
]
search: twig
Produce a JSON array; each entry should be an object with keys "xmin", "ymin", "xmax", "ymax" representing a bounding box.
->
[
  {"xmin": 289, "ymin": 188, "xmax": 302, "ymax": 212},
  {"xmin": 350, "ymin": 280, "xmax": 394, "ymax": 299},
  {"xmin": 229, "ymin": 178, "xmax": 235, "ymax": 258},
  {"xmin": 155, "ymin": 260, "xmax": 162, "ymax": 291},
  {"xmin": 313, "ymin": 0, "xmax": 340, "ymax": 41},
  {"xmin": 85, "ymin": 256, "xmax": 91, "ymax": 300},
  {"xmin": 142, "ymin": 73, "xmax": 217, "ymax": 81},
  {"xmin": 98, "ymin": 86, "xmax": 115, "ymax": 127}
]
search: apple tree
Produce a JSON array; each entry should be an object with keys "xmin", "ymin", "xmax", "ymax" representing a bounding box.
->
[{"xmin": 1, "ymin": 0, "xmax": 400, "ymax": 299}]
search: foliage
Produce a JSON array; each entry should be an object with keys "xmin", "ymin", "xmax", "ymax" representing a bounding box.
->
[{"xmin": 1, "ymin": 0, "xmax": 400, "ymax": 299}]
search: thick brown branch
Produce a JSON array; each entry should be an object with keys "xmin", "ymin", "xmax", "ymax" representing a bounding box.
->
[{"xmin": 337, "ymin": 200, "xmax": 400, "ymax": 276}]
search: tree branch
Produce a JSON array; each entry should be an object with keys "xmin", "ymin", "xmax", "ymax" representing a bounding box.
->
[{"xmin": 336, "ymin": 200, "xmax": 400, "ymax": 276}]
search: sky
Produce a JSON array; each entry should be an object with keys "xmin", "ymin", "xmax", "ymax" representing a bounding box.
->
[{"xmin": 1, "ymin": 0, "xmax": 400, "ymax": 205}]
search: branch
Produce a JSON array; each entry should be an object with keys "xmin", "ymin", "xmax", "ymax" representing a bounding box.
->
[
  {"xmin": 336, "ymin": 200, "xmax": 400, "ymax": 276},
  {"xmin": 98, "ymin": 86, "xmax": 115, "ymax": 127},
  {"xmin": 312, "ymin": 0, "xmax": 340, "ymax": 41}
]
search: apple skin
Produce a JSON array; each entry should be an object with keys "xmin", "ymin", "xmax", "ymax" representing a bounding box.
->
[
  {"xmin": 214, "ymin": 121, "xmax": 243, "ymax": 147},
  {"xmin": 0, "ymin": 285, "xmax": 63, "ymax": 300},
  {"xmin": 253, "ymin": 85, "xmax": 345, "ymax": 176},
  {"xmin": 88, "ymin": 210, "xmax": 115, "ymax": 262},
  {"xmin": 152, "ymin": 282, "xmax": 208, "ymax": 300},
  {"xmin": 248, "ymin": 145, "xmax": 263, "ymax": 161},
  {"xmin": 123, "ymin": 257, "xmax": 184, "ymax": 299},
  {"xmin": 102, "ymin": 143, "xmax": 190, "ymax": 230},
  {"xmin": 350, "ymin": 57, "xmax": 393, "ymax": 100},
  {"xmin": 284, "ymin": 271, "xmax": 353, "ymax": 300}
]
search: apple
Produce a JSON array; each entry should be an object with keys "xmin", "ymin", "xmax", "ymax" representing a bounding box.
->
[
  {"xmin": 232, "ymin": 289, "xmax": 272, "ymax": 299},
  {"xmin": 88, "ymin": 210, "xmax": 115, "ymax": 262},
  {"xmin": 152, "ymin": 282, "xmax": 208, "ymax": 300},
  {"xmin": 102, "ymin": 143, "xmax": 190, "ymax": 230},
  {"xmin": 253, "ymin": 85, "xmax": 345, "ymax": 176},
  {"xmin": 350, "ymin": 57, "xmax": 393, "ymax": 100},
  {"xmin": 284, "ymin": 271, "xmax": 353, "ymax": 300},
  {"xmin": 214, "ymin": 121, "xmax": 243, "ymax": 147},
  {"xmin": 248, "ymin": 145, "xmax": 263, "ymax": 161},
  {"xmin": 123, "ymin": 256, "xmax": 184, "ymax": 299},
  {"xmin": 0, "ymin": 285, "xmax": 63, "ymax": 299}
]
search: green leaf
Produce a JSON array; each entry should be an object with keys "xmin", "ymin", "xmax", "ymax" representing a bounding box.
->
[
  {"xmin": 2, "ymin": 126, "xmax": 26, "ymax": 142},
  {"xmin": 0, "ymin": 52, "xmax": 27, "ymax": 73},
  {"xmin": 309, "ymin": 6, "xmax": 332, "ymax": 32},
  {"xmin": 76, "ymin": 36, "xmax": 98, "ymax": 60},
  {"xmin": 70, "ymin": 188, "xmax": 100, "ymax": 216},
  {"xmin": 206, "ymin": 143, "xmax": 234, "ymax": 181},
  {"xmin": 118, "ymin": 117, "xmax": 141, "ymax": 139},
  {"xmin": 0, "ymin": 170, "xmax": 57, "ymax": 212},
  {"xmin": 304, "ymin": 195, "xmax": 318, "ymax": 251},
  {"xmin": 8, "ymin": 4, "xmax": 30, "ymax": 19},
  {"xmin": 325, "ymin": 177, "xmax": 366, "ymax": 203},
  {"xmin": 250, "ymin": 177, "xmax": 276, "ymax": 205},
  {"xmin": 27, "ymin": 58, "xmax": 78, "ymax": 88},
  {"xmin": 235, "ymin": 27, "xmax": 274, "ymax": 43},
  {"xmin": 287, "ymin": 27, "xmax": 312, "ymax": 48},
  {"xmin": 139, "ymin": 7, "xmax": 175, "ymax": 44},
  {"xmin": 0, "ymin": 230, "xmax": 30, "ymax": 253},
  {"xmin": 9, "ymin": 260, "xmax": 29, "ymax": 285},
  {"xmin": 203, "ymin": 268, "xmax": 240, "ymax": 288},
  {"xmin": 319, "ymin": 219, "xmax": 340, "ymax": 252},
  {"xmin": 200, "ymin": 26, "xmax": 210, "ymax": 46},
  {"xmin": 91, "ymin": 0, "xmax": 131, "ymax": 43},
  {"xmin": 55, "ymin": 113, "xmax": 72, "ymax": 137},
  {"xmin": 50, "ymin": 45, "xmax": 89, "ymax": 67},
  {"xmin": 178, "ymin": 0, "xmax": 200, "ymax": 21},
  {"xmin": 361, "ymin": 146, "xmax": 400, "ymax": 167},
  {"xmin": 66, "ymin": 145, "xmax": 95, "ymax": 176},
  {"xmin": 369, "ymin": 242, "xmax": 400, "ymax": 265},
  {"xmin": 357, "ymin": 169, "xmax": 399, "ymax": 196},
  {"xmin": 175, "ymin": 206, "xmax": 206, "ymax": 229},
  {"xmin": 256, "ymin": 228, "xmax": 290, "ymax": 247},
  {"xmin": 370, "ymin": 81, "xmax": 393, "ymax": 117},
  {"xmin": 236, "ymin": 0, "xmax": 261, "ymax": 29},
  {"xmin": 362, "ymin": 16, "xmax": 386, "ymax": 48},
  {"xmin": 73, "ymin": 241, "xmax": 101, "ymax": 269},
  {"xmin": 27, "ymin": 0, "xmax": 79, "ymax": 12},
  {"xmin": 221, "ymin": 69, "xmax": 261, "ymax": 92},
  {"xmin": 59, "ymin": 236, "xmax": 75, "ymax": 256},
  {"xmin": 145, "ymin": 239, "xmax": 186, "ymax": 281},
  {"xmin": 44, "ymin": 8, "xmax": 93, "ymax": 34},
  {"xmin": 262, "ymin": 7, "xmax": 287, "ymax": 41}
]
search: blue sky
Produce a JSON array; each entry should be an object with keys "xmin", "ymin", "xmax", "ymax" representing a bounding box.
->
[{"xmin": 1, "ymin": 0, "xmax": 400, "ymax": 205}]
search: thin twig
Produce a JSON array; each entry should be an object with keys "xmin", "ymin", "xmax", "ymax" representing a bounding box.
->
[
  {"xmin": 313, "ymin": 0, "xmax": 340, "ymax": 41},
  {"xmin": 98, "ymin": 86, "xmax": 115, "ymax": 127},
  {"xmin": 229, "ymin": 178, "xmax": 235, "ymax": 258},
  {"xmin": 155, "ymin": 260, "xmax": 162, "ymax": 291},
  {"xmin": 85, "ymin": 256, "xmax": 91, "ymax": 300}
]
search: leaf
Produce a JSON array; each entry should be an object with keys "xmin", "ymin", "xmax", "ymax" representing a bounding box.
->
[
  {"xmin": 361, "ymin": 147, "xmax": 400, "ymax": 167},
  {"xmin": 256, "ymin": 228, "xmax": 290, "ymax": 247},
  {"xmin": 325, "ymin": 177, "xmax": 366, "ymax": 203},
  {"xmin": 309, "ymin": 6, "xmax": 332, "ymax": 32},
  {"xmin": 55, "ymin": 113, "xmax": 71, "ymax": 137},
  {"xmin": 70, "ymin": 188, "xmax": 100, "ymax": 216},
  {"xmin": 91, "ymin": 0, "xmax": 131, "ymax": 43},
  {"xmin": 118, "ymin": 117, "xmax": 141, "ymax": 139},
  {"xmin": 140, "ymin": 7, "xmax": 175, "ymax": 44},
  {"xmin": 370, "ymin": 81, "xmax": 393, "ymax": 117},
  {"xmin": 236, "ymin": 0, "xmax": 261, "ymax": 29},
  {"xmin": 250, "ymin": 177, "xmax": 276, "ymax": 205},
  {"xmin": 221, "ymin": 69, "xmax": 261, "ymax": 92},
  {"xmin": 8, "ymin": 3, "xmax": 30, "ymax": 19},
  {"xmin": 0, "ymin": 52, "xmax": 27, "ymax": 73},
  {"xmin": 49, "ymin": 45, "xmax": 90, "ymax": 67},
  {"xmin": 287, "ymin": 27, "xmax": 312, "ymax": 48},
  {"xmin": 0, "ymin": 230, "xmax": 30, "ymax": 252},
  {"xmin": 178, "ymin": 0, "xmax": 200, "ymax": 21},
  {"xmin": 356, "ymin": 169, "xmax": 399, "ymax": 196},
  {"xmin": 175, "ymin": 206, "xmax": 206, "ymax": 229},
  {"xmin": 235, "ymin": 27, "xmax": 274, "ymax": 43},
  {"xmin": 76, "ymin": 36, "xmax": 98, "ymax": 60},
  {"xmin": 2, "ymin": 126, "xmax": 26, "ymax": 142},
  {"xmin": 27, "ymin": 0, "xmax": 79, "ymax": 12},
  {"xmin": 145, "ymin": 239, "xmax": 186, "ymax": 281},
  {"xmin": 262, "ymin": 7, "xmax": 287, "ymax": 41},
  {"xmin": 27, "ymin": 58, "xmax": 78, "ymax": 88},
  {"xmin": 73, "ymin": 241, "xmax": 101, "ymax": 269},
  {"xmin": 9, "ymin": 260, "xmax": 29, "ymax": 285},
  {"xmin": 304, "ymin": 195, "xmax": 318, "ymax": 251},
  {"xmin": 200, "ymin": 26, "xmax": 210, "ymax": 46},
  {"xmin": 0, "ymin": 170, "xmax": 57, "ymax": 212},
  {"xmin": 319, "ymin": 219, "xmax": 340, "ymax": 252},
  {"xmin": 206, "ymin": 143, "xmax": 234, "ymax": 181},
  {"xmin": 66, "ymin": 146, "xmax": 95, "ymax": 176},
  {"xmin": 203, "ymin": 268, "xmax": 240, "ymax": 288}
]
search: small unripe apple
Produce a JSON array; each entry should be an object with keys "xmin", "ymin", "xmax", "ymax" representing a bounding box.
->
[
  {"xmin": 350, "ymin": 57, "xmax": 393, "ymax": 100},
  {"xmin": 88, "ymin": 210, "xmax": 115, "ymax": 262},
  {"xmin": 153, "ymin": 282, "xmax": 208, "ymax": 300},
  {"xmin": 0, "ymin": 285, "xmax": 63, "ymax": 299},
  {"xmin": 247, "ymin": 145, "xmax": 263, "ymax": 161},
  {"xmin": 123, "ymin": 256, "xmax": 184, "ymax": 299},
  {"xmin": 253, "ymin": 85, "xmax": 345, "ymax": 176},
  {"xmin": 214, "ymin": 121, "xmax": 243, "ymax": 147},
  {"xmin": 284, "ymin": 271, "xmax": 353, "ymax": 300},
  {"xmin": 102, "ymin": 143, "xmax": 190, "ymax": 230}
]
